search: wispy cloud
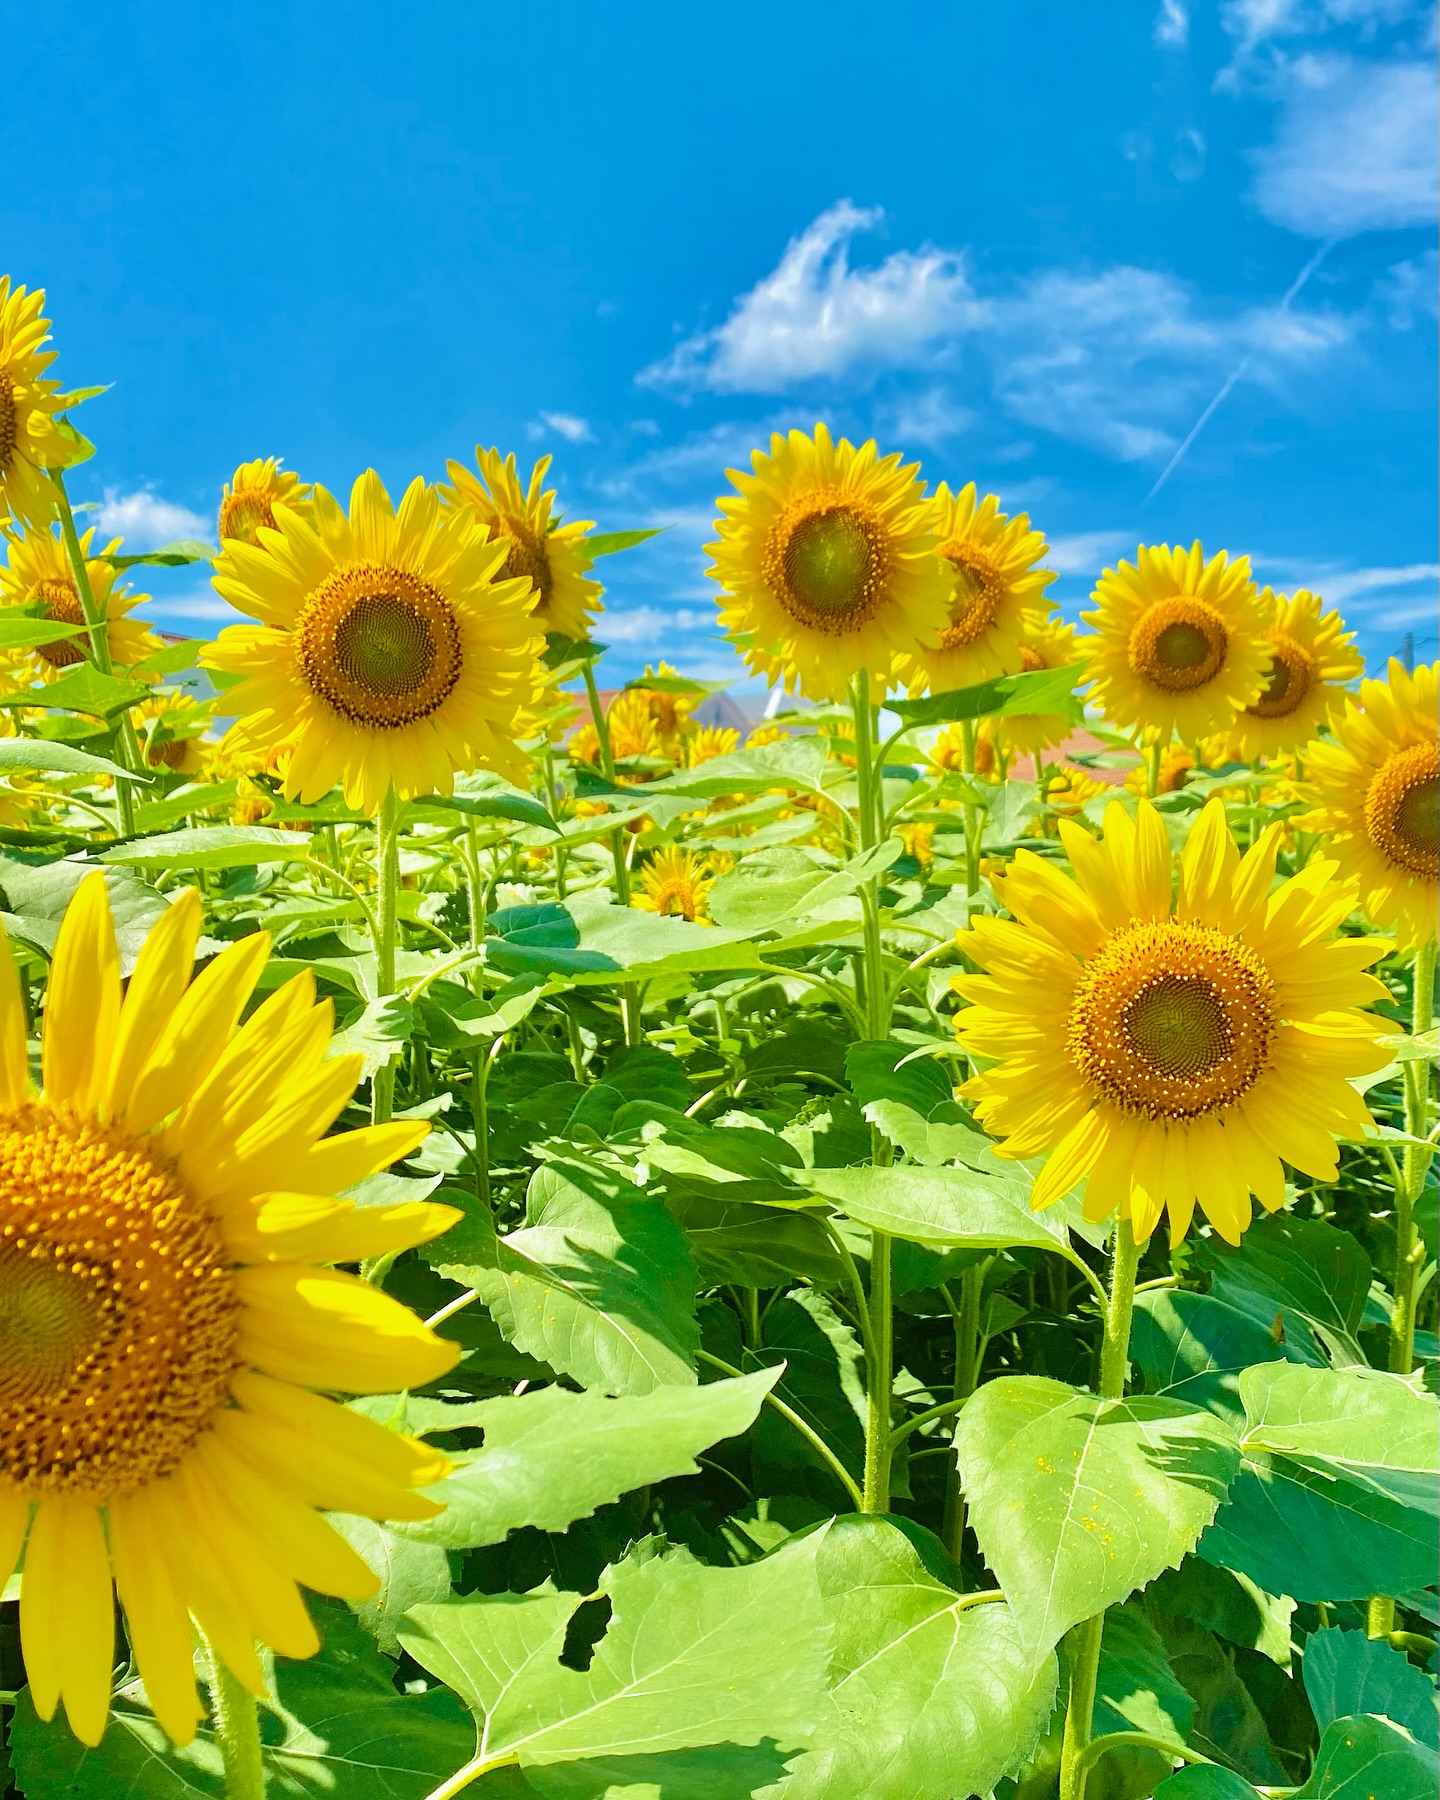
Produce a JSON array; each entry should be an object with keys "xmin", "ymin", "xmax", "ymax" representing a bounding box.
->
[
  {"xmin": 601, "ymin": 604, "xmax": 719, "ymax": 644},
  {"xmin": 529, "ymin": 410, "xmax": 595, "ymax": 444},
  {"xmin": 639, "ymin": 201, "xmax": 986, "ymax": 394},
  {"xmin": 1250, "ymin": 56, "xmax": 1438, "ymax": 236},
  {"xmin": 1376, "ymin": 248, "xmax": 1440, "ymax": 327},
  {"xmin": 93, "ymin": 488, "xmax": 210, "ymax": 549},
  {"xmin": 142, "ymin": 591, "xmax": 232, "ymax": 623},
  {"xmin": 1047, "ymin": 531, "xmax": 1137, "ymax": 577},
  {"xmin": 1154, "ymin": 0, "xmax": 1190, "ymax": 47}
]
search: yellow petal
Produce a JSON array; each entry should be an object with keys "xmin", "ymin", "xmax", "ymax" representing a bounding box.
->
[
  {"xmin": 0, "ymin": 1484, "xmax": 29, "ymax": 1585},
  {"xmin": 170, "ymin": 1462, "xmax": 319, "ymax": 1662},
  {"xmin": 1131, "ymin": 800, "xmax": 1173, "ymax": 920},
  {"xmin": 235, "ymin": 1266, "xmax": 461, "ymax": 1392},
  {"xmin": 220, "ymin": 1119, "xmax": 429, "ymax": 1207},
  {"xmin": 105, "ymin": 888, "xmax": 202, "ymax": 1119},
  {"xmin": 41, "ymin": 871, "xmax": 120, "ymax": 1112},
  {"xmin": 109, "ymin": 1490, "xmax": 204, "ymax": 1745},
  {"xmin": 20, "ymin": 1497, "xmax": 114, "ymax": 1747},
  {"xmin": 1031, "ymin": 1109, "xmax": 1107, "ymax": 1211},
  {"xmin": 1177, "ymin": 799, "xmax": 1238, "ymax": 927},
  {"xmin": 140, "ymin": 1476, "xmax": 265, "ymax": 1693},
  {"xmin": 225, "ymin": 1192, "xmax": 462, "ymax": 1263}
]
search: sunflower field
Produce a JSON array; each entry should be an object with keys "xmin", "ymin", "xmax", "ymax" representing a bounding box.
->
[{"xmin": 0, "ymin": 278, "xmax": 1437, "ymax": 1800}]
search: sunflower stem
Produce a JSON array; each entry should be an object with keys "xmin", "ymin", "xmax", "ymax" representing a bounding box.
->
[
  {"xmin": 48, "ymin": 467, "xmax": 141, "ymax": 835},
  {"xmin": 580, "ymin": 654, "xmax": 642, "ymax": 1045},
  {"xmin": 200, "ymin": 1632, "xmax": 267, "ymax": 1800},
  {"xmin": 1144, "ymin": 736, "xmax": 1164, "ymax": 800},
  {"xmin": 942, "ymin": 1259, "xmax": 986, "ymax": 1560},
  {"xmin": 959, "ymin": 719, "xmax": 981, "ymax": 894},
  {"xmin": 370, "ymin": 784, "xmax": 402, "ymax": 1125},
  {"xmin": 1058, "ymin": 1216, "xmax": 1142, "ymax": 1800}
]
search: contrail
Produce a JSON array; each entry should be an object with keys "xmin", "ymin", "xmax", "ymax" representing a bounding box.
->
[{"xmin": 1146, "ymin": 238, "xmax": 1337, "ymax": 503}]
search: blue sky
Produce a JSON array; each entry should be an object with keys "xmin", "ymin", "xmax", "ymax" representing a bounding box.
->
[{"xmin": 7, "ymin": 0, "xmax": 1436, "ymax": 696}]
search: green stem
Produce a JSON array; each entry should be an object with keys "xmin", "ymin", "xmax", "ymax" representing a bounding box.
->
[
  {"xmin": 424, "ymin": 1750, "xmax": 521, "ymax": 1800},
  {"xmin": 1145, "ymin": 737, "xmax": 1164, "ymax": 800},
  {"xmin": 698, "ymin": 1349, "xmax": 862, "ymax": 1509},
  {"xmin": 960, "ymin": 719, "xmax": 981, "ymax": 894},
  {"xmin": 942, "ymin": 1260, "xmax": 985, "ymax": 1559},
  {"xmin": 580, "ymin": 656, "xmax": 641, "ymax": 1045},
  {"xmin": 370, "ymin": 784, "xmax": 401, "ymax": 1126},
  {"xmin": 201, "ymin": 1631, "xmax": 266, "ymax": 1800},
  {"xmin": 1058, "ymin": 1218, "xmax": 1142, "ymax": 1800},
  {"xmin": 1073, "ymin": 1732, "xmax": 1212, "ymax": 1779}
]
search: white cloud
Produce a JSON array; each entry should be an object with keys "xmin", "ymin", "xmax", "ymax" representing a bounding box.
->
[
  {"xmin": 878, "ymin": 387, "xmax": 974, "ymax": 447},
  {"xmin": 600, "ymin": 605, "xmax": 718, "ymax": 644},
  {"xmin": 1250, "ymin": 56, "xmax": 1438, "ymax": 236},
  {"xmin": 1155, "ymin": 0, "xmax": 1191, "ymax": 46},
  {"xmin": 1047, "ymin": 531, "xmax": 1138, "ymax": 576},
  {"xmin": 93, "ymin": 487, "xmax": 210, "ymax": 549},
  {"xmin": 1377, "ymin": 249, "xmax": 1440, "ymax": 326},
  {"xmin": 534, "ymin": 410, "xmax": 594, "ymax": 444},
  {"xmin": 1221, "ymin": 0, "xmax": 1419, "ymax": 54},
  {"xmin": 1309, "ymin": 561, "xmax": 1439, "ymax": 606},
  {"xmin": 639, "ymin": 201, "xmax": 986, "ymax": 394},
  {"xmin": 143, "ymin": 591, "xmax": 233, "ymax": 622}
]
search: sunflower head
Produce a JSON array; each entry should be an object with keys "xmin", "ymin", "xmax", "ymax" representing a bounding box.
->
[
  {"xmin": 218, "ymin": 458, "xmax": 313, "ymax": 547},
  {"xmin": 954, "ymin": 797, "xmax": 1389, "ymax": 1246},
  {"xmin": 1304, "ymin": 659, "xmax": 1438, "ymax": 946},
  {"xmin": 0, "ymin": 524, "xmax": 158, "ymax": 678},
  {"xmin": 707, "ymin": 424, "xmax": 949, "ymax": 703},
  {"xmin": 1224, "ymin": 588, "xmax": 1364, "ymax": 761},
  {"xmin": 895, "ymin": 484, "xmax": 1057, "ymax": 696},
  {"xmin": 1081, "ymin": 543, "xmax": 1270, "ymax": 743},
  {"xmin": 633, "ymin": 846, "xmax": 714, "ymax": 922},
  {"xmin": 204, "ymin": 471, "xmax": 544, "ymax": 813},
  {"xmin": 1124, "ymin": 744, "xmax": 1196, "ymax": 796},
  {"xmin": 134, "ymin": 690, "xmax": 213, "ymax": 776},
  {"xmin": 440, "ymin": 448, "xmax": 603, "ymax": 642},
  {"xmin": 0, "ymin": 874, "xmax": 460, "ymax": 1744},
  {"xmin": 0, "ymin": 278, "xmax": 91, "ymax": 529},
  {"xmin": 684, "ymin": 724, "xmax": 740, "ymax": 767}
]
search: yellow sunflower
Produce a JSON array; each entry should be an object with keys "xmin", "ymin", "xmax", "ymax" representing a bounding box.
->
[
  {"xmin": 134, "ymin": 691, "xmax": 214, "ymax": 777},
  {"xmin": 205, "ymin": 471, "xmax": 543, "ymax": 814},
  {"xmin": 1125, "ymin": 744, "xmax": 1196, "ymax": 797},
  {"xmin": 994, "ymin": 620, "xmax": 1082, "ymax": 764},
  {"xmin": 707, "ymin": 424, "xmax": 949, "ymax": 702},
  {"xmin": 0, "ymin": 874, "xmax": 460, "ymax": 1746},
  {"xmin": 895, "ymin": 484, "xmax": 1056, "ymax": 695},
  {"xmin": 1224, "ymin": 589, "xmax": 1363, "ymax": 762},
  {"xmin": 684, "ymin": 724, "xmax": 740, "ymax": 767},
  {"xmin": 0, "ymin": 524, "xmax": 158, "ymax": 677},
  {"xmin": 1081, "ymin": 543, "xmax": 1270, "ymax": 744},
  {"xmin": 953, "ymin": 798, "xmax": 1389, "ymax": 1246},
  {"xmin": 0, "ymin": 279, "xmax": 88, "ymax": 529},
  {"xmin": 218, "ymin": 458, "xmax": 313, "ymax": 547},
  {"xmin": 1304, "ymin": 660, "xmax": 1438, "ymax": 947},
  {"xmin": 440, "ymin": 448, "xmax": 602, "ymax": 642},
  {"xmin": 633, "ymin": 847, "xmax": 714, "ymax": 922}
]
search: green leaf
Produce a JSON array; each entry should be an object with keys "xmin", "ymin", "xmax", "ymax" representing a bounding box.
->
[
  {"xmin": 861, "ymin": 1098, "xmax": 1015, "ymax": 1172},
  {"xmin": 1238, "ymin": 1362, "xmax": 1440, "ymax": 1515},
  {"xmin": 411, "ymin": 779, "xmax": 558, "ymax": 833},
  {"xmin": 707, "ymin": 842, "xmax": 898, "ymax": 935},
  {"xmin": 8, "ymin": 1603, "xmax": 474, "ymax": 1798},
  {"xmin": 889, "ymin": 662, "xmax": 1085, "ymax": 731},
  {"xmin": 779, "ymin": 1516, "xmax": 1058, "ymax": 1800},
  {"xmin": 797, "ymin": 1164, "xmax": 1071, "ymax": 1258},
  {"xmin": 585, "ymin": 528, "xmax": 666, "ymax": 558},
  {"xmin": 104, "ymin": 538, "xmax": 216, "ymax": 569},
  {"xmin": 1145, "ymin": 1561, "xmax": 1294, "ymax": 1668},
  {"xmin": 131, "ymin": 638, "xmax": 204, "ymax": 679},
  {"xmin": 1131, "ymin": 1288, "xmax": 1319, "ymax": 1424},
  {"xmin": 489, "ymin": 898, "xmax": 766, "ymax": 984},
  {"xmin": 1303, "ymin": 1630, "xmax": 1439, "ymax": 1749},
  {"xmin": 1296, "ymin": 1714, "xmax": 1439, "ymax": 1800},
  {"xmin": 329, "ymin": 1515, "xmax": 453, "ymax": 1655},
  {"xmin": 1146, "ymin": 1612, "xmax": 1289, "ymax": 1785},
  {"xmin": 844, "ymin": 1038, "xmax": 952, "ymax": 1113},
  {"xmin": 1154, "ymin": 1771, "xmax": 1263, "ymax": 1800},
  {"xmin": 11, "ymin": 664, "xmax": 151, "ymax": 718},
  {"xmin": 1194, "ymin": 1216, "xmax": 1371, "ymax": 1368},
  {"xmin": 100, "ymin": 824, "xmax": 314, "ymax": 868},
  {"xmin": 0, "ymin": 736, "xmax": 149, "ymax": 782},
  {"xmin": 395, "ymin": 1370, "xmax": 779, "ymax": 1549},
  {"xmin": 746, "ymin": 1289, "xmax": 866, "ymax": 1502},
  {"xmin": 0, "ymin": 614, "xmax": 87, "ymax": 649},
  {"xmin": 0, "ymin": 857, "xmax": 170, "ymax": 973},
  {"xmin": 439, "ymin": 1158, "xmax": 698, "ymax": 1394},
  {"xmin": 397, "ymin": 1534, "xmax": 832, "ymax": 1767},
  {"xmin": 954, "ymin": 1376, "xmax": 1241, "ymax": 1656},
  {"xmin": 331, "ymin": 996, "xmax": 415, "ymax": 1080},
  {"xmin": 645, "ymin": 736, "xmax": 832, "ymax": 801}
]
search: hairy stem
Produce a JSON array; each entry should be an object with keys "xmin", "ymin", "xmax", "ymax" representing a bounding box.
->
[
  {"xmin": 201, "ymin": 1631, "xmax": 266, "ymax": 1800},
  {"xmin": 370, "ymin": 784, "xmax": 401, "ymax": 1125}
]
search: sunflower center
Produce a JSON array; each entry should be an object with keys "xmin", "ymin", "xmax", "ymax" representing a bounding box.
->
[
  {"xmin": 295, "ymin": 561, "xmax": 463, "ymax": 730},
  {"xmin": 1068, "ymin": 920, "xmax": 1275, "ymax": 1120},
  {"xmin": 1128, "ymin": 597, "xmax": 1228, "ymax": 694},
  {"xmin": 1018, "ymin": 644, "xmax": 1044, "ymax": 673},
  {"xmin": 765, "ymin": 494, "xmax": 886, "ymax": 633},
  {"xmin": 0, "ymin": 1104, "xmax": 240, "ymax": 1497},
  {"xmin": 499, "ymin": 520, "xmax": 554, "ymax": 621},
  {"xmin": 1246, "ymin": 633, "xmax": 1313, "ymax": 720},
  {"xmin": 938, "ymin": 545, "xmax": 1006, "ymax": 649},
  {"xmin": 0, "ymin": 372, "xmax": 16, "ymax": 476},
  {"xmin": 1364, "ymin": 740, "xmax": 1440, "ymax": 881},
  {"xmin": 218, "ymin": 488, "xmax": 276, "ymax": 547},
  {"xmin": 32, "ymin": 577, "xmax": 88, "ymax": 669}
]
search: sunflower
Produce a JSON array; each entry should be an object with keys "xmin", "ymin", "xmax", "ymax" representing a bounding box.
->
[
  {"xmin": 0, "ymin": 524, "xmax": 158, "ymax": 677},
  {"xmin": 440, "ymin": 449, "xmax": 602, "ymax": 643},
  {"xmin": 1304, "ymin": 660, "xmax": 1438, "ymax": 948},
  {"xmin": 633, "ymin": 847, "xmax": 714, "ymax": 923},
  {"xmin": 1125, "ymin": 744, "xmax": 1196, "ymax": 797},
  {"xmin": 0, "ymin": 874, "xmax": 460, "ymax": 1746},
  {"xmin": 570, "ymin": 688, "xmax": 665, "ymax": 777},
  {"xmin": 953, "ymin": 798, "xmax": 1389, "ymax": 1246},
  {"xmin": 218, "ymin": 458, "xmax": 313, "ymax": 547},
  {"xmin": 683, "ymin": 724, "xmax": 740, "ymax": 767},
  {"xmin": 1224, "ymin": 589, "xmax": 1363, "ymax": 762},
  {"xmin": 895, "ymin": 484, "xmax": 1056, "ymax": 695},
  {"xmin": 134, "ymin": 691, "xmax": 213, "ymax": 777},
  {"xmin": 707, "ymin": 425, "xmax": 948, "ymax": 703},
  {"xmin": 0, "ymin": 279, "xmax": 88, "ymax": 529},
  {"xmin": 1081, "ymin": 543, "xmax": 1270, "ymax": 745},
  {"xmin": 636, "ymin": 662, "xmax": 696, "ymax": 750},
  {"xmin": 1038, "ymin": 766, "xmax": 1109, "ymax": 817},
  {"xmin": 205, "ymin": 471, "xmax": 543, "ymax": 814},
  {"xmin": 994, "ymin": 620, "xmax": 1082, "ymax": 765}
]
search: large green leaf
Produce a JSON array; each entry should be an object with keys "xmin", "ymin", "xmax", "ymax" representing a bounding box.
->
[
  {"xmin": 20, "ymin": 664, "xmax": 150, "ymax": 717},
  {"xmin": 0, "ymin": 734, "xmax": 147, "ymax": 785},
  {"xmin": 1152, "ymin": 1771, "xmax": 1262, "ymax": 1800},
  {"xmin": 1303, "ymin": 1629, "xmax": 1439, "ymax": 1749},
  {"xmin": 8, "ymin": 1605, "xmax": 474, "ymax": 1798},
  {"xmin": 1238, "ymin": 1363, "xmax": 1440, "ymax": 1515},
  {"xmin": 954, "ymin": 1376, "xmax": 1241, "ymax": 1655},
  {"xmin": 1145, "ymin": 1561, "xmax": 1294, "ymax": 1667},
  {"xmin": 1193, "ymin": 1216, "xmax": 1371, "ymax": 1368},
  {"xmin": 397, "ymin": 1535, "xmax": 831, "ymax": 1769},
  {"xmin": 888, "ymin": 662, "xmax": 1085, "ymax": 730},
  {"xmin": 746, "ymin": 1289, "xmax": 866, "ymax": 1502},
  {"xmin": 0, "ymin": 613, "xmax": 87, "ymax": 649},
  {"xmin": 1147, "ymin": 1613, "xmax": 1288, "ymax": 1786},
  {"xmin": 329, "ymin": 1515, "xmax": 453, "ymax": 1655},
  {"xmin": 1131, "ymin": 1289, "xmax": 1319, "ymax": 1423},
  {"xmin": 395, "ymin": 1371, "xmax": 778, "ymax": 1549},
  {"xmin": 439, "ymin": 1159, "xmax": 698, "ymax": 1394},
  {"xmin": 488, "ymin": 897, "xmax": 766, "ymax": 984},
  {"xmin": 1296, "ymin": 1714, "xmax": 1439, "ymax": 1800},
  {"xmin": 101, "ymin": 824, "xmax": 314, "ymax": 869},
  {"xmin": 708, "ymin": 842, "xmax": 899, "ymax": 935},
  {"xmin": 0, "ymin": 856, "xmax": 170, "ymax": 973},
  {"xmin": 798, "ymin": 1164, "xmax": 1074, "ymax": 1261},
  {"xmin": 779, "ymin": 1516, "xmax": 1057, "ymax": 1800}
]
